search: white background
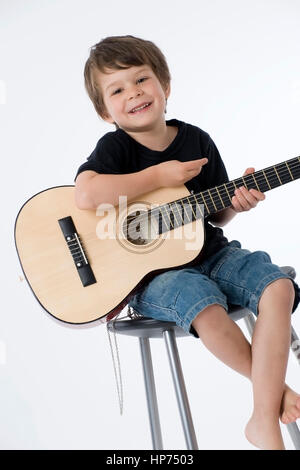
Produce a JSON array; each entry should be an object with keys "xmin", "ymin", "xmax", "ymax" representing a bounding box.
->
[{"xmin": 1, "ymin": 0, "xmax": 300, "ymax": 450}]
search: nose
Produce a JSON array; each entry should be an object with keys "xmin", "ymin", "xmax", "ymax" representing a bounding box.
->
[{"xmin": 128, "ymin": 84, "xmax": 143, "ymax": 100}]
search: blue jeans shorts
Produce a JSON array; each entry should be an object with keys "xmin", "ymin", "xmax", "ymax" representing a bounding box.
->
[{"xmin": 128, "ymin": 240, "xmax": 300, "ymax": 338}]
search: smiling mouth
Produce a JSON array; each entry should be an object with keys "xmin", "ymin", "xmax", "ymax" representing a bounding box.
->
[{"xmin": 129, "ymin": 102, "xmax": 152, "ymax": 114}]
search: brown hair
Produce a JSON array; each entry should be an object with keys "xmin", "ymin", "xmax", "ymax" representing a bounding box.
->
[{"xmin": 84, "ymin": 35, "xmax": 171, "ymax": 124}]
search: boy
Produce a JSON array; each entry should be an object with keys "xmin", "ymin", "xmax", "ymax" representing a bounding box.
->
[{"xmin": 75, "ymin": 35, "xmax": 300, "ymax": 449}]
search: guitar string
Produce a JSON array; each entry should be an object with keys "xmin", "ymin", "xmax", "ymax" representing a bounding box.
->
[
  {"xmin": 124, "ymin": 176, "xmax": 300, "ymax": 238},
  {"xmin": 70, "ymin": 160, "xmax": 300, "ymax": 245},
  {"xmin": 123, "ymin": 161, "xmax": 300, "ymax": 232},
  {"xmin": 81, "ymin": 162, "xmax": 300, "ymax": 242},
  {"xmin": 131, "ymin": 160, "xmax": 300, "ymax": 217},
  {"xmin": 129, "ymin": 160, "xmax": 300, "ymax": 215}
]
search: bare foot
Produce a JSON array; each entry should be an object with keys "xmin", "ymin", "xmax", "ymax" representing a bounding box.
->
[
  {"xmin": 280, "ymin": 385, "xmax": 300, "ymax": 424},
  {"xmin": 245, "ymin": 414, "xmax": 285, "ymax": 450}
]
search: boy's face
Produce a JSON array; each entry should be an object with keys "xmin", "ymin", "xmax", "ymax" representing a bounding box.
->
[{"xmin": 96, "ymin": 64, "xmax": 170, "ymax": 132}]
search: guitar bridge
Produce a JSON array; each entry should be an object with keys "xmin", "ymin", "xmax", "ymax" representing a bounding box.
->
[{"xmin": 58, "ymin": 216, "xmax": 96, "ymax": 287}]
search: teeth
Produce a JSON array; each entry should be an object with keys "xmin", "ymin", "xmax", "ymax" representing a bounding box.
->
[{"xmin": 131, "ymin": 103, "xmax": 150, "ymax": 113}]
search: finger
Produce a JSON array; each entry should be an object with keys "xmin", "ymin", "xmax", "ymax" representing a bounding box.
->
[
  {"xmin": 185, "ymin": 158, "xmax": 208, "ymax": 171},
  {"xmin": 234, "ymin": 187, "xmax": 253, "ymax": 210},
  {"xmin": 231, "ymin": 195, "xmax": 244, "ymax": 212},
  {"xmin": 239, "ymin": 186, "xmax": 266, "ymax": 205},
  {"xmin": 249, "ymin": 188, "xmax": 266, "ymax": 200},
  {"xmin": 243, "ymin": 167, "xmax": 255, "ymax": 176}
]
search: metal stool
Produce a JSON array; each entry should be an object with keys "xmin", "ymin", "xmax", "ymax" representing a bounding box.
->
[{"xmin": 107, "ymin": 266, "xmax": 300, "ymax": 450}]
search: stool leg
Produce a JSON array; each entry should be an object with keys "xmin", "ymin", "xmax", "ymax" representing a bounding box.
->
[
  {"xmin": 291, "ymin": 326, "xmax": 300, "ymax": 365},
  {"xmin": 289, "ymin": 326, "xmax": 300, "ymax": 450},
  {"xmin": 139, "ymin": 337, "xmax": 163, "ymax": 450},
  {"xmin": 243, "ymin": 312, "xmax": 255, "ymax": 337},
  {"xmin": 243, "ymin": 313, "xmax": 300, "ymax": 450},
  {"xmin": 286, "ymin": 422, "xmax": 300, "ymax": 450},
  {"xmin": 163, "ymin": 329, "xmax": 198, "ymax": 450}
]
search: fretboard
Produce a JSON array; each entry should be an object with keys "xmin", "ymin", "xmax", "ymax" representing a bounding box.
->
[{"xmin": 150, "ymin": 156, "xmax": 300, "ymax": 234}]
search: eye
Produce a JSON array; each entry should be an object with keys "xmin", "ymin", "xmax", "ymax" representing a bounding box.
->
[
  {"xmin": 112, "ymin": 88, "xmax": 122, "ymax": 95},
  {"xmin": 137, "ymin": 77, "xmax": 147, "ymax": 84}
]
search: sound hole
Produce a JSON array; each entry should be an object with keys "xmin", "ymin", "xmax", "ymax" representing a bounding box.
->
[{"xmin": 123, "ymin": 210, "xmax": 158, "ymax": 246}]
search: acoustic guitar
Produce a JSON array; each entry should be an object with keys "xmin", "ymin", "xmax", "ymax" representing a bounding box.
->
[{"xmin": 14, "ymin": 156, "xmax": 299, "ymax": 325}]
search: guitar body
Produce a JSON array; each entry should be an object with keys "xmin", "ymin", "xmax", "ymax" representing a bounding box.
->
[
  {"xmin": 15, "ymin": 156, "xmax": 300, "ymax": 324},
  {"xmin": 15, "ymin": 185, "xmax": 204, "ymax": 324}
]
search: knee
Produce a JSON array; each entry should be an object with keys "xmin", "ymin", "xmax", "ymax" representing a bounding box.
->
[
  {"xmin": 192, "ymin": 304, "xmax": 228, "ymax": 335},
  {"xmin": 261, "ymin": 278, "xmax": 295, "ymax": 307}
]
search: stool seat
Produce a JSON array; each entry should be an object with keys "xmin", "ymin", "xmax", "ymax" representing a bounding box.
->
[
  {"xmin": 107, "ymin": 316, "xmax": 190, "ymax": 338},
  {"xmin": 107, "ymin": 308, "xmax": 250, "ymax": 337},
  {"xmin": 108, "ymin": 266, "xmax": 296, "ymax": 335}
]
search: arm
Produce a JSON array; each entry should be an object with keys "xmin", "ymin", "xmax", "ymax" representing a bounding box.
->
[
  {"xmin": 208, "ymin": 206, "xmax": 237, "ymax": 227},
  {"xmin": 75, "ymin": 158, "xmax": 208, "ymax": 210},
  {"xmin": 75, "ymin": 166, "xmax": 160, "ymax": 209}
]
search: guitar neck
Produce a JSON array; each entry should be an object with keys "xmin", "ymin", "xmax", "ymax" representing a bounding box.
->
[{"xmin": 152, "ymin": 156, "xmax": 300, "ymax": 234}]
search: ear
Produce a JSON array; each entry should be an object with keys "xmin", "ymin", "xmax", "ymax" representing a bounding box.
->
[
  {"xmin": 164, "ymin": 82, "xmax": 171, "ymax": 99},
  {"xmin": 101, "ymin": 109, "xmax": 115, "ymax": 124}
]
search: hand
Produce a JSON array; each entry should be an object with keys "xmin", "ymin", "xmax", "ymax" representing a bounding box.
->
[
  {"xmin": 231, "ymin": 167, "xmax": 265, "ymax": 212},
  {"xmin": 156, "ymin": 158, "xmax": 208, "ymax": 188}
]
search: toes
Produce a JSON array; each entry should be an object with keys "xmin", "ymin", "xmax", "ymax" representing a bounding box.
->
[
  {"xmin": 281, "ymin": 409, "xmax": 299, "ymax": 424},
  {"xmin": 288, "ymin": 405, "xmax": 300, "ymax": 422},
  {"xmin": 281, "ymin": 412, "xmax": 287, "ymax": 424},
  {"xmin": 292, "ymin": 405, "xmax": 300, "ymax": 420}
]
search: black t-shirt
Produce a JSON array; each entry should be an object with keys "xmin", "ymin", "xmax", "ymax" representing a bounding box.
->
[{"xmin": 75, "ymin": 118, "xmax": 230, "ymax": 260}]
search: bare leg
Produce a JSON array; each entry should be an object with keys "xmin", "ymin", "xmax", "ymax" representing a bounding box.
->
[
  {"xmin": 244, "ymin": 279, "xmax": 295, "ymax": 449},
  {"xmin": 191, "ymin": 279, "xmax": 298, "ymax": 449},
  {"xmin": 192, "ymin": 304, "xmax": 253, "ymax": 379}
]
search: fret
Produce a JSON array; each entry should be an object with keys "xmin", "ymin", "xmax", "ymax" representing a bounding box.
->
[
  {"xmin": 262, "ymin": 170, "xmax": 271, "ymax": 190},
  {"xmin": 276, "ymin": 162, "xmax": 292, "ymax": 185},
  {"xmin": 155, "ymin": 208, "xmax": 169, "ymax": 234},
  {"xmin": 242, "ymin": 173, "xmax": 259, "ymax": 192},
  {"xmin": 209, "ymin": 187, "xmax": 225, "ymax": 211},
  {"xmin": 273, "ymin": 166, "xmax": 282, "ymax": 185},
  {"xmin": 178, "ymin": 199, "xmax": 191, "ymax": 223},
  {"xmin": 215, "ymin": 185, "xmax": 231, "ymax": 207},
  {"xmin": 285, "ymin": 161, "xmax": 294, "ymax": 180},
  {"xmin": 287, "ymin": 157, "xmax": 300, "ymax": 180},
  {"xmin": 162, "ymin": 204, "xmax": 173, "ymax": 231},
  {"xmin": 192, "ymin": 194, "xmax": 204, "ymax": 218},
  {"xmin": 242, "ymin": 174, "xmax": 253, "ymax": 190},
  {"xmin": 197, "ymin": 191, "xmax": 210, "ymax": 214},
  {"xmin": 215, "ymin": 186, "xmax": 225, "ymax": 209},
  {"xmin": 241, "ymin": 176, "xmax": 248, "ymax": 189},
  {"xmin": 250, "ymin": 173, "xmax": 260, "ymax": 191},
  {"xmin": 207, "ymin": 189, "xmax": 217, "ymax": 212},
  {"xmin": 265, "ymin": 167, "xmax": 281, "ymax": 189},
  {"xmin": 161, "ymin": 206, "xmax": 172, "ymax": 231},
  {"xmin": 225, "ymin": 181, "xmax": 237, "ymax": 200},
  {"xmin": 168, "ymin": 203, "xmax": 180, "ymax": 228},
  {"xmin": 170, "ymin": 202, "xmax": 181, "ymax": 227},
  {"xmin": 201, "ymin": 191, "xmax": 214, "ymax": 214},
  {"xmin": 223, "ymin": 183, "xmax": 232, "ymax": 202},
  {"xmin": 234, "ymin": 177, "xmax": 244, "ymax": 189},
  {"xmin": 174, "ymin": 201, "xmax": 186, "ymax": 225},
  {"xmin": 187, "ymin": 196, "xmax": 197, "ymax": 220}
]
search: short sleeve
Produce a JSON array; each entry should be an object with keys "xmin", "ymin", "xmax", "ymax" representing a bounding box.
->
[
  {"xmin": 74, "ymin": 134, "xmax": 124, "ymax": 181},
  {"xmin": 200, "ymin": 136, "xmax": 229, "ymax": 190}
]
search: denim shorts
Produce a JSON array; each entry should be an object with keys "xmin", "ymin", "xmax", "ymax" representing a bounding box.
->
[{"xmin": 128, "ymin": 240, "xmax": 300, "ymax": 338}]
